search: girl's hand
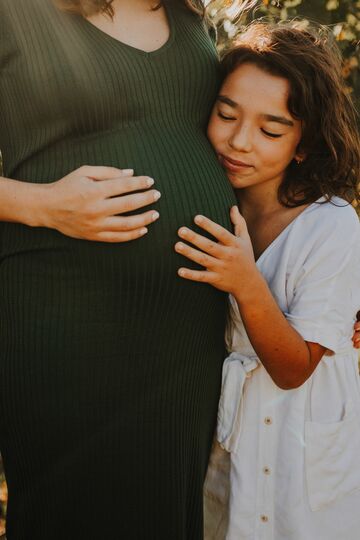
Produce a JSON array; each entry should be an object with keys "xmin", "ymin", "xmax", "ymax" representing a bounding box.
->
[
  {"xmin": 38, "ymin": 166, "xmax": 161, "ymax": 242},
  {"xmin": 175, "ymin": 206, "xmax": 259, "ymax": 297}
]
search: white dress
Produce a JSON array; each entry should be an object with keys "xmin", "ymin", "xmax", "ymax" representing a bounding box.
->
[{"xmin": 204, "ymin": 197, "xmax": 360, "ymax": 540}]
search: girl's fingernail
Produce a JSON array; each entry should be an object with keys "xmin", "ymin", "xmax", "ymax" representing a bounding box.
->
[
  {"xmin": 147, "ymin": 177, "xmax": 154, "ymax": 187},
  {"xmin": 154, "ymin": 191, "xmax": 161, "ymax": 201},
  {"xmin": 176, "ymin": 243, "xmax": 184, "ymax": 251},
  {"xmin": 195, "ymin": 215, "xmax": 204, "ymax": 224},
  {"xmin": 140, "ymin": 228, "xmax": 148, "ymax": 236},
  {"xmin": 178, "ymin": 269, "xmax": 185, "ymax": 277},
  {"xmin": 122, "ymin": 169, "xmax": 134, "ymax": 175},
  {"xmin": 152, "ymin": 212, "xmax": 160, "ymax": 221},
  {"xmin": 179, "ymin": 228, "xmax": 188, "ymax": 236}
]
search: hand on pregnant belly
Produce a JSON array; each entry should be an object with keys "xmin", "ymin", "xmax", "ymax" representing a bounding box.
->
[
  {"xmin": 38, "ymin": 166, "xmax": 161, "ymax": 242},
  {"xmin": 175, "ymin": 206, "xmax": 258, "ymax": 297}
]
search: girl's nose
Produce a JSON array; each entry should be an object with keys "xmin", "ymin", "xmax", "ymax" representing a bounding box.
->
[{"xmin": 229, "ymin": 125, "xmax": 253, "ymax": 153}]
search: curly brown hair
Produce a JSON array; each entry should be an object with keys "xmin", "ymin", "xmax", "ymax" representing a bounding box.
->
[{"xmin": 221, "ymin": 21, "xmax": 360, "ymax": 208}]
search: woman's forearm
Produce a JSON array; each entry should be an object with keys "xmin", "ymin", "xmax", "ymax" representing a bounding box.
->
[
  {"xmin": 233, "ymin": 275, "xmax": 325, "ymax": 389},
  {"xmin": 0, "ymin": 167, "xmax": 160, "ymax": 242},
  {"xmin": 0, "ymin": 176, "xmax": 47, "ymax": 226}
]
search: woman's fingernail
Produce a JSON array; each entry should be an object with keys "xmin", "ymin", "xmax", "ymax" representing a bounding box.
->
[
  {"xmin": 179, "ymin": 228, "xmax": 188, "ymax": 236},
  {"xmin": 152, "ymin": 212, "xmax": 160, "ymax": 221},
  {"xmin": 154, "ymin": 191, "xmax": 161, "ymax": 201},
  {"xmin": 122, "ymin": 169, "xmax": 134, "ymax": 175},
  {"xmin": 176, "ymin": 243, "xmax": 184, "ymax": 251},
  {"xmin": 140, "ymin": 228, "xmax": 148, "ymax": 236},
  {"xmin": 178, "ymin": 269, "xmax": 185, "ymax": 277},
  {"xmin": 147, "ymin": 177, "xmax": 154, "ymax": 187},
  {"xmin": 195, "ymin": 215, "xmax": 204, "ymax": 224}
]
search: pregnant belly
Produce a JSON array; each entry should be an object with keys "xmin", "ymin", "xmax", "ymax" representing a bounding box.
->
[
  {"xmin": 5, "ymin": 124, "xmax": 236, "ymax": 269},
  {"xmin": 0, "ymin": 128, "xmax": 231, "ymax": 448}
]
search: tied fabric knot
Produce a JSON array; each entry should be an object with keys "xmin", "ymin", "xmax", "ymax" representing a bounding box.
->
[{"xmin": 217, "ymin": 352, "xmax": 259, "ymax": 452}]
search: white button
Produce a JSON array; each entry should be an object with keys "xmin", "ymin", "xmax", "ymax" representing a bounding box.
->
[
  {"xmin": 261, "ymin": 515, "xmax": 269, "ymax": 523},
  {"xmin": 264, "ymin": 417, "xmax": 272, "ymax": 425}
]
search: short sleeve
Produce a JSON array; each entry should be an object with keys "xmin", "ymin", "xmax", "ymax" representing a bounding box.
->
[
  {"xmin": 202, "ymin": 18, "xmax": 218, "ymax": 47},
  {"xmin": 208, "ymin": 24, "xmax": 218, "ymax": 46},
  {"xmin": 284, "ymin": 203, "xmax": 360, "ymax": 353}
]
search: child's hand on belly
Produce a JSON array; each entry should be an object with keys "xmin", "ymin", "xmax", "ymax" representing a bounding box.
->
[{"xmin": 175, "ymin": 206, "xmax": 262, "ymax": 298}]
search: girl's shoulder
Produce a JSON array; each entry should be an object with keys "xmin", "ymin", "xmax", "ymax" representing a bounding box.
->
[
  {"xmin": 296, "ymin": 196, "xmax": 359, "ymax": 243},
  {"xmin": 277, "ymin": 196, "xmax": 360, "ymax": 275},
  {"xmin": 304, "ymin": 196, "xmax": 358, "ymax": 222}
]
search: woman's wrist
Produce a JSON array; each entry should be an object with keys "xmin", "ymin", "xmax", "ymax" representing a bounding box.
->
[
  {"xmin": 0, "ymin": 177, "xmax": 52, "ymax": 228},
  {"xmin": 17, "ymin": 182, "xmax": 53, "ymax": 228},
  {"xmin": 29, "ymin": 182, "xmax": 56, "ymax": 229}
]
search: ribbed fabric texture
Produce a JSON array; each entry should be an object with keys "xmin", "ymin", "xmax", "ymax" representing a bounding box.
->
[{"xmin": 0, "ymin": 1, "xmax": 236, "ymax": 538}]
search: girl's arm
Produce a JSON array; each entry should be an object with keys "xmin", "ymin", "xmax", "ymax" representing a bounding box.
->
[
  {"xmin": 175, "ymin": 207, "xmax": 326, "ymax": 390},
  {"xmin": 231, "ymin": 271, "xmax": 326, "ymax": 389},
  {"xmin": 0, "ymin": 167, "xmax": 160, "ymax": 242}
]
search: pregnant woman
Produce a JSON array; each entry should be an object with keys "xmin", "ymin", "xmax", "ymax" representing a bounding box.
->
[{"xmin": 0, "ymin": 0, "xmax": 245, "ymax": 538}]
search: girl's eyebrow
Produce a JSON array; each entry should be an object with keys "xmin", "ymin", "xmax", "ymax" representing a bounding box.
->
[
  {"xmin": 218, "ymin": 95, "xmax": 238, "ymax": 108},
  {"xmin": 217, "ymin": 96, "xmax": 294, "ymax": 127}
]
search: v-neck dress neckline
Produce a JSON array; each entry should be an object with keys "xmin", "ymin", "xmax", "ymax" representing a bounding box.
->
[{"xmin": 79, "ymin": 1, "xmax": 176, "ymax": 57}]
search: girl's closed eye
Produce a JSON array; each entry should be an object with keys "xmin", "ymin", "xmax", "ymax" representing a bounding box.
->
[
  {"xmin": 218, "ymin": 110, "xmax": 236, "ymax": 121},
  {"xmin": 261, "ymin": 128, "xmax": 283, "ymax": 138}
]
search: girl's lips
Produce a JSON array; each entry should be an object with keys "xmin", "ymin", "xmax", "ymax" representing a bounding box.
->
[{"xmin": 220, "ymin": 155, "xmax": 254, "ymax": 173}]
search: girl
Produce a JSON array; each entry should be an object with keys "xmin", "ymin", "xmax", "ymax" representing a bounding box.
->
[
  {"xmin": 175, "ymin": 22, "xmax": 360, "ymax": 539},
  {"xmin": 0, "ymin": 1, "xmax": 254, "ymax": 538}
]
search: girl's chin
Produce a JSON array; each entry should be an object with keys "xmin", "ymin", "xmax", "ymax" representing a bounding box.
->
[{"xmin": 226, "ymin": 171, "xmax": 254, "ymax": 189}]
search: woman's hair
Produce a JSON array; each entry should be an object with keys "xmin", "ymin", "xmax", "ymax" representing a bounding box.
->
[
  {"xmin": 57, "ymin": 0, "xmax": 258, "ymax": 19},
  {"xmin": 57, "ymin": 0, "xmax": 200, "ymax": 17},
  {"xmin": 58, "ymin": 0, "xmax": 205, "ymax": 18},
  {"xmin": 221, "ymin": 22, "xmax": 360, "ymax": 208}
]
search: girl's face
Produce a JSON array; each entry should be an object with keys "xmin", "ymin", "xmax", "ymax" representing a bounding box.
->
[{"xmin": 207, "ymin": 63, "xmax": 303, "ymax": 192}]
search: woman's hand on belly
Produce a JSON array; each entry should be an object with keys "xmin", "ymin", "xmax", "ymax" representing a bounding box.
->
[{"xmin": 34, "ymin": 166, "xmax": 161, "ymax": 242}]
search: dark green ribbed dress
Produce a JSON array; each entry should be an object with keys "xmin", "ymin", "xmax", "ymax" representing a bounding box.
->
[{"xmin": 0, "ymin": 1, "xmax": 236, "ymax": 538}]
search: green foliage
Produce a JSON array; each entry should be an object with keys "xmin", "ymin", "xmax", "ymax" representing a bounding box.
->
[{"xmin": 209, "ymin": 0, "xmax": 360, "ymax": 110}]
